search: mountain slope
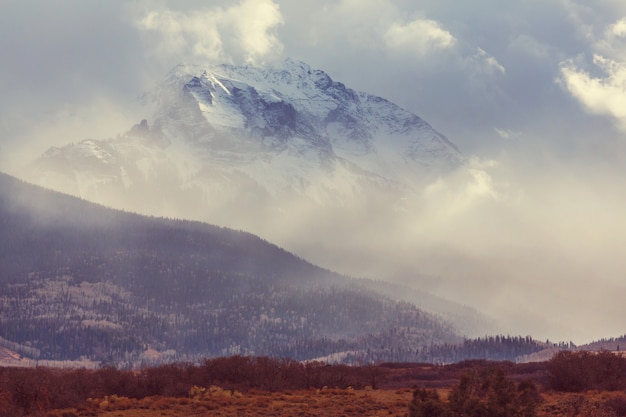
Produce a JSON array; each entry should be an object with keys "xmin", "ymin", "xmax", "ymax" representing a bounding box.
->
[{"xmin": 0, "ymin": 172, "xmax": 461, "ymax": 365}]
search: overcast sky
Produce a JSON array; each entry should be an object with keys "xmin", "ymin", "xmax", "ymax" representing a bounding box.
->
[{"xmin": 2, "ymin": 0, "xmax": 626, "ymax": 343}]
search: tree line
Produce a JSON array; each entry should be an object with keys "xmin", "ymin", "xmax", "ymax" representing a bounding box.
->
[
  {"xmin": 0, "ymin": 356, "xmax": 391, "ymax": 415},
  {"xmin": 548, "ymin": 350, "xmax": 626, "ymax": 392},
  {"xmin": 409, "ymin": 350, "xmax": 626, "ymax": 417},
  {"xmin": 409, "ymin": 367, "xmax": 541, "ymax": 417}
]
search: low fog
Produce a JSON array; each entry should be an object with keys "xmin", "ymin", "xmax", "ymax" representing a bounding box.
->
[
  {"xmin": 227, "ymin": 150, "xmax": 626, "ymax": 344},
  {"xmin": 3, "ymin": 0, "xmax": 626, "ymax": 344},
  {"xmin": 5, "ymin": 132, "xmax": 626, "ymax": 344}
]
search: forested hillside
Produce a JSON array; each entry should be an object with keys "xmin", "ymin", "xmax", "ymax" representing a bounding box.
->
[
  {"xmin": 0, "ymin": 172, "xmax": 463, "ymax": 366},
  {"xmin": 0, "ymin": 173, "xmax": 552, "ymax": 366}
]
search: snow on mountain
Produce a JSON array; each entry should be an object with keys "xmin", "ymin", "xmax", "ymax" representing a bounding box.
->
[{"xmin": 28, "ymin": 59, "xmax": 464, "ymax": 218}]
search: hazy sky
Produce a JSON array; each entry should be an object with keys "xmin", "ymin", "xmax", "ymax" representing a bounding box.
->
[{"xmin": 2, "ymin": 0, "xmax": 626, "ymax": 343}]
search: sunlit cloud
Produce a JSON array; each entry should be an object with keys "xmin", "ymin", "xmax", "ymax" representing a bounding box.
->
[
  {"xmin": 227, "ymin": 0, "xmax": 284, "ymax": 63},
  {"xmin": 608, "ymin": 18, "xmax": 626, "ymax": 38},
  {"xmin": 557, "ymin": 14, "xmax": 626, "ymax": 131},
  {"xmin": 136, "ymin": 0, "xmax": 284, "ymax": 65},
  {"xmin": 592, "ymin": 17, "xmax": 626, "ymax": 60},
  {"xmin": 384, "ymin": 18, "xmax": 456, "ymax": 55},
  {"xmin": 421, "ymin": 158, "xmax": 504, "ymax": 220},
  {"xmin": 560, "ymin": 55, "xmax": 626, "ymax": 130}
]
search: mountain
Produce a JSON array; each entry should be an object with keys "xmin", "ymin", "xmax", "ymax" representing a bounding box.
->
[
  {"xmin": 0, "ymin": 172, "xmax": 463, "ymax": 366},
  {"xmin": 27, "ymin": 59, "xmax": 463, "ymax": 223}
]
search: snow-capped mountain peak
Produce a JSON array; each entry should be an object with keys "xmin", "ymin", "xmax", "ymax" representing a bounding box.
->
[{"xmin": 29, "ymin": 59, "xmax": 464, "ymax": 221}]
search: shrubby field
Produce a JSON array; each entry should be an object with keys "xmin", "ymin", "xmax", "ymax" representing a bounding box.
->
[{"xmin": 2, "ymin": 352, "xmax": 626, "ymax": 416}]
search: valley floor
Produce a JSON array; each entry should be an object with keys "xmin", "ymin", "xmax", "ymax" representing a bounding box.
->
[
  {"xmin": 46, "ymin": 388, "xmax": 626, "ymax": 417},
  {"xmin": 50, "ymin": 388, "xmax": 415, "ymax": 417}
]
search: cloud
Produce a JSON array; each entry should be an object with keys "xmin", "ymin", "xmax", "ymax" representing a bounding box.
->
[
  {"xmin": 552, "ymin": 11, "xmax": 626, "ymax": 132},
  {"xmin": 560, "ymin": 54, "xmax": 626, "ymax": 130},
  {"xmin": 494, "ymin": 128, "xmax": 521, "ymax": 140},
  {"xmin": 422, "ymin": 159, "xmax": 503, "ymax": 218},
  {"xmin": 471, "ymin": 48, "xmax": 506, "ymax": 75},
  {"xmin": 305, "ymin": 1, "xmax": 458, "ymax": 58},
  {"xmin": 227, "ymin": 0, "xmax": 284, "ymax": 63},
  {"xmin": 138, "ymin": 9, "xmax": 223, "ymax": 61},
  {"xmin": 595, "ymin": 17, "xmax": 626, "ymax": 60},
  {"xmin": 608, "ymin": 18, "xmax": 626, "ymax": 38},
  {"xmin": 384, "ymin": 18, "xmax": 456, "ymax": 55},
  {"xmin": 136, "ymin": 0, "xmax": 284, "ymax": 65}
]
